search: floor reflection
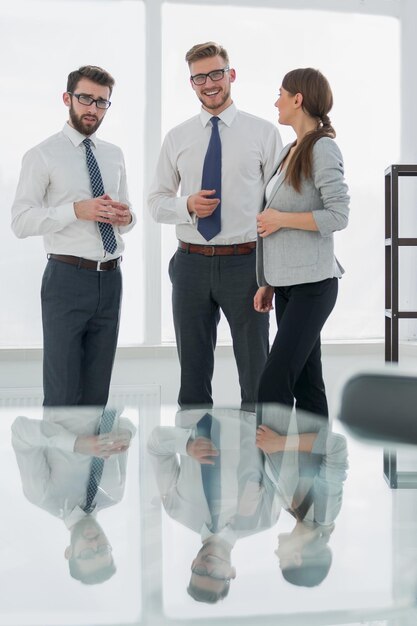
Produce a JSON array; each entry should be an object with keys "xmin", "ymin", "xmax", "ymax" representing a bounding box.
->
[{"xmin": 1, "ymin": 392, "xmax": 417, "ymax": 625}]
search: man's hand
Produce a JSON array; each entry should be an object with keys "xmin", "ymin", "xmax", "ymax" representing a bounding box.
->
[
  {"xmin": 187, "ymin": 190, "xmax": 220, "ymax": 218},
  {"xmin": 74, "ymin": 430, "xmax": 132, "ymax": 458},
  {"xmin": 186, "ymin": 436, "xmax": 219, "ymax": 464},
  {"xmin": 74, "ymin": 193, "xmax": 132, "ymax": 225}
]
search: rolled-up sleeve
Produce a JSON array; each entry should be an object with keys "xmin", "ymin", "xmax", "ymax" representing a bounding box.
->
[{"xmin": 311, "ymin": 138, "xmax": 350, "ymax": 237}]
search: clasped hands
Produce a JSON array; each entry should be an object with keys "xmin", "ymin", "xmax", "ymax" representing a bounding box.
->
[
  {"xmin": 74, "ymin": 428, "xmax": 132, "ymax": 459},
  {"xmin": 74, "ymin": 193, "xmax": 132, "ymax": 225}
]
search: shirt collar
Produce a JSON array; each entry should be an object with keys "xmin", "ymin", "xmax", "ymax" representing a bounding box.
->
[
  {"xmin": 199, "ymin": 102, "xmax": 237, "ymax": 128},
  {"xmin": 64, "ymin": 505, "xmax": 95, "ymax": 529},
  {"xmin": 62, "ymin": 122, "xmax": 98, "ymax": 148}
]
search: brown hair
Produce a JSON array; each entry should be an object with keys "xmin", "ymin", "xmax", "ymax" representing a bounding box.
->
[
  {"xmin": 185, "ymin": 42, "xmax": 229, "ymax": 66},
  {"xmin": 66, "ymin": 65, "xmax": 115, "ymax": 96},
  {"xmin": 283, "ymin": 68, "xmax": 335, "ymax": 192}
]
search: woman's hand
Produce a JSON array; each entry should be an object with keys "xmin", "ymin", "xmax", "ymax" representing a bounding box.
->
[
  {"xmin": 257, "ymin": 208, "xmax": 285, "ymax": 237},
  {"xmin": 254, "ymin": 286, "xmax": 274, "ymax": 313},
  {"xmin": 256, "ymin": 425, "xmax": 286, "ymax": 454}
]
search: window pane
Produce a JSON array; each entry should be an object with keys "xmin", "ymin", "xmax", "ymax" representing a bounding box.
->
[
  {"xmin": 160, "ymin": 4, "xmax": 399, "ymax": 342},
  {"xmin": 2, "ymin": 0, "xmax": 144, "ymax": 347}
]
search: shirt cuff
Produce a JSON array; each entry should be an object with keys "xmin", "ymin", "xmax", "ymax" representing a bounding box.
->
[
  {"xmin": 177, "ymin": 196, "xmax": 195, "ymax": 224},
  {"xmin": 61, "ymin": 202, "xmax": 79, "ymax": 225}
]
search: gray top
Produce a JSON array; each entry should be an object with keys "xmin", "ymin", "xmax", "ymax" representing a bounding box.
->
[{"xmin": 257, "ymin": 137, "xmax": 350, "ymax": 287}]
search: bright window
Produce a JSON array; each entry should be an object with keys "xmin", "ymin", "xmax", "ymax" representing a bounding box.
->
[{"xmin": 1, "ymin": 0, "xmax": 145, "ymax": 347}]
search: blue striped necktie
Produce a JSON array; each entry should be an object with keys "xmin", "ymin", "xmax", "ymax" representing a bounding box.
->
[
  {"xmin": 83, "ymin": 138, "xmax": 117, "ymax": 254},
  {"xmin": 83, "ymin": 408, "xmax": 117, "ymax": 514},
  {"xmin": 198, "ymin": 117, "xmax": 222, "ymax": 241}
]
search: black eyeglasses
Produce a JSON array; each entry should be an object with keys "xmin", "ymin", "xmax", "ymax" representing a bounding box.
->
[
  {"xmin": 76, "ymin": 544, "xmax": 112, "ymax": 561},
  {"xmin": 68, "ymin": 92, "xmax": 111, "ymax": 110},
  {"xmin": 190, "ymin": 66, "xmax": 230, "ymax": 86},
  {"xmin": 191, "ymin": 554, "xmax": 233, "ymax": 581}
]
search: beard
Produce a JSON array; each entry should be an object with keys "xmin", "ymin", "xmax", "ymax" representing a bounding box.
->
[
  {"xmin": 69, "ymin": 104, "xmax": 104, "ymax": 136},
  {"xmin": 198, "ymin": 84, "xmax": 231, "ymax": 112}
]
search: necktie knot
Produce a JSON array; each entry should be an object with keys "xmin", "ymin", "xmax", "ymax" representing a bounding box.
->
[
  {"xmin": 83, "ymin": 137, "xmax": 92, "ymax": 149},
  {"xmin": 210, "ymin": 116, "xmax": 220, "ymax": 127}
]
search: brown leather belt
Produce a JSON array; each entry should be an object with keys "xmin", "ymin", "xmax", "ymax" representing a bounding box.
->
[
  {"xmin": 48, "ymin": 254, "xmax": 121, "ymax": 271},
  {"xmin": 178, "ymin": 240, "xmax": 256, "ymax": 257}
]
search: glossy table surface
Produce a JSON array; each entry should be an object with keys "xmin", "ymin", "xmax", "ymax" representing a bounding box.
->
[{"xmin": 1, "ymin": 385, "xmax": 417, "ymax": 626}]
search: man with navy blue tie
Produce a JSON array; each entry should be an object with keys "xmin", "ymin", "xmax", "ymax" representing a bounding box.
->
[
  {"xmin": 148, "ymin": 42, "xmax": 282, "ymax": 409},
  {"xmin": 11, "ymin": 65, "xmax": 135, "ymax": 406}
]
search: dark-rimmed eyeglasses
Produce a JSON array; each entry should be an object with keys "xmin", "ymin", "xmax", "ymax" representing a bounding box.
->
[
  {"xmin": 68, "ymin": 92, "xmax": 111, "ymax": 110},
  {"xmin": 190, "ymin": 66, "xmax": 230, "ymax": 86}
]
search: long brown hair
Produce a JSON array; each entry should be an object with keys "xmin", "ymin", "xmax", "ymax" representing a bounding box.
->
[{"xmin": 283, "ymin": 68, "xmax": 335, "ymax": 192}]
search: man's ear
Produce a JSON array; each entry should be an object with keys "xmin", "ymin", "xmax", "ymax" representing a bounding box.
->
[
  {"xmin": 229, "ymin": 68, "xmax": 236, "ymax": 84},
  {"xmin": 64, "ymin": 546, "xmax": 72, "ymax": 560},
  {"xmin": 63, "ymin": 92, "xmax": 71, "ymax": 107}
]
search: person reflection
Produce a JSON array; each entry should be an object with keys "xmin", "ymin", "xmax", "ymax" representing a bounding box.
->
[
  {"xmin": 11, "ymin": 406, "xmax": 135, "ymax": 584},
  {"xmin": 147, "ymin": 409, "xmax": 280, "ymax": 603},
  {"xmin": 256, "ymin": 404, "xmax": 348, "ymax": 587}
]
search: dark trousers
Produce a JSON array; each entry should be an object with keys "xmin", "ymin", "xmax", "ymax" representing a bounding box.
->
[
  {"xmin": 169, "ymin": 248, "xmax": 269, "ymax": 410},
  {"xmin": 41, "ymin": 258, "xmax": 122, "ymax": 407},
  {"xmin": 257, "ymin": 278, "xmax": 338, "ymax": 418}
]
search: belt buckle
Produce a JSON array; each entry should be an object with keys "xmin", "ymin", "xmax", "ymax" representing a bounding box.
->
[
  {"xmin": 96, "ymin": 261, "xmax": 105, "ymax": 271},
  {"xmin": 207, "ymin": 246, "xmax": 216, "ymax": 257}
]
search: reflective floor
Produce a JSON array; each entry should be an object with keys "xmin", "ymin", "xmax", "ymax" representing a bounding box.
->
[{"xmin": 1, "ymin": 385, "xmax": 417, "ymax": 626}]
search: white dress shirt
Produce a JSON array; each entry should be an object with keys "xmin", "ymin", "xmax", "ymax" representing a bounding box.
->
[
  {"xmin": 11, "ymin": 410, "xmax": 136, "ymax": 528},
  {"xmin": 148, "ymin": 103, "xmax": 283, "ymax": 245},
  {"xmin": 147, "ymin": 409, "xmax": 280, "ymax": 547},
  {"xmin": 11, "ymin": 123, "xmax": 136, "ymax": 261}
]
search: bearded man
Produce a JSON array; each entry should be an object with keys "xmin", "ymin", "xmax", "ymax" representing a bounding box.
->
[{"xmin": 12, "ymin": 65, "xmax": 135, "ymax": 406}]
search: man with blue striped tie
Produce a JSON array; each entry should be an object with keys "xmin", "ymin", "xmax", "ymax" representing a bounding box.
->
[{"xmin": 11, "ymin": 65, "xmax": 136, "ymax": 407}]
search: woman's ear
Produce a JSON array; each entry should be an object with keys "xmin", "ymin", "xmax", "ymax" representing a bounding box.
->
[{"xmin": 294, "ymin": 92, "xmax": 303, "ymax": 109}]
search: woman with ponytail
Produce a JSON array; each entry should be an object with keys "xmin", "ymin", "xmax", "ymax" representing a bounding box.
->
[{"xmin": 254, "ymin": 68, "xmax": 349, "ymax": 423}]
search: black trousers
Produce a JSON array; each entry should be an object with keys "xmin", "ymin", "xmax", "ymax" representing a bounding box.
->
[
  {"xmin": 169, "ymin": 248, "xmax": 269, "ymax": 410},
  {"xmin": 41, "ymin": 258, "xmax": 122, "ymax": 407},
  {"xmin": 257, "ymin": 278, "xmax": 338, "ymax": 418}
]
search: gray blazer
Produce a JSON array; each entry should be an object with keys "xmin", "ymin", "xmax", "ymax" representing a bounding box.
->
[{"xmin": 257, "ymin": 137, "xmax": 349, "ymax": 287}]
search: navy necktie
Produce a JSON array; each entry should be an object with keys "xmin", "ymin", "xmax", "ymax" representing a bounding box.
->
[
  {"xmin": 198, "ymin": 117, "xmax": 222, "ymax": 241},
  {"xmin": 83, "ymin": 138, "xmax": 117, "ymax": 254},
  {"xmin": 196, "ymin": 413, "xmax": 221, "ymax": 532},
  {"xmin": 83, "ymin": 408, "xmax": 116, "ymax": 513}
]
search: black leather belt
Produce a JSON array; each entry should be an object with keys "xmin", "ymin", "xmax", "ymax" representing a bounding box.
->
[{"xmin": 48, "ymin": 254, "xmax": 121, "ymax": 271}]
